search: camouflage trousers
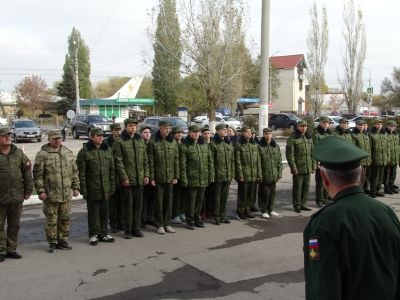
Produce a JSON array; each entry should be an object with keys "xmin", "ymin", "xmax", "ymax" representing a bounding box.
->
[
  {"xmin": 315, "ymin": 170, "xmax": 328, "ymax": 204},
  {"xmin": 43, "ymin": 201, "xmax": 71, "ymax": 244},
  {"xmin": 237, "ymin": 181, "xmax": 256, "ymax": 215},
  {"xmin": 213, "ymin": 182, "xmax": 230, "ymax": 221},
  {"xmin": 0, "ymin": 204, "xmax": 22, "ymax": 255},
  {"xmin": 258, "ymin": 182, "xmax": 276, "ymax": 214},
  {"xmin": 292, "ymin": 174, "xmax": 310, "ymax": 209},
  {"xmin": 186, "ymin": 187, "xmax": 206, "ymax": 224}
]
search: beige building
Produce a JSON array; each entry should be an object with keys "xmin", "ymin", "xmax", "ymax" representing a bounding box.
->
[{"xmin": 270, "ymin": 54, "xmax": 307, "ymax": 114}]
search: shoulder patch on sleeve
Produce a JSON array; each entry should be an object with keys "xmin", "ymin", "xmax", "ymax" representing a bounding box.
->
[{"xmin": 309, "ymin": 237, "xmax": 320, "ymax": 261}]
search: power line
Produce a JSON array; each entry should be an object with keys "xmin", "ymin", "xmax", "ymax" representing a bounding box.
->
[{"xmin": 93, "ymin": 0, "xmax": 121, "ymax": 47}]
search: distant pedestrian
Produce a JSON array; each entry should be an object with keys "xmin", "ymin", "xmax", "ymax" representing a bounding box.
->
[{"xmin": 0, "ymin": 127, "xmax": 33, "ymax": 261}]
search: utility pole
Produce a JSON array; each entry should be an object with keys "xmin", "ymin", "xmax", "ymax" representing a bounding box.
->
[
  {"xmin": 258, "ymin": 0, "xmax": 270, "ymax": 136},
  {"xmin": 74, "ymin": 40, "xmax": 80, "ymax": 114}
]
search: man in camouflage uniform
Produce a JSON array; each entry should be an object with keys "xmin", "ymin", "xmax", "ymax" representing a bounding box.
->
[
  {"xmin": 210, "ymin": 123, "xmax": 234, "ymax": 225},
  {"xmin": 369, "ymin": 119, "xmax": 388, "ymax": 198},
  {"xmin": 312, "ymin": 116, "xmax": 332, "ymax": 207},
  {"xmin": 333, "ymin": 118, "xmax": 352, "ymax": 142},
  {"xmin": 113, "ymin": 118, "xmax": 149, "ymax": 239},
  {"xmin": 180, "ymin": 125, "xmax": 214, "ymax": 230},
  {"xmin": 33, "ymin": 130, "xmax": 80, "ymax": 253},
  {"xmin": 201, "ymin": 127, "xmax": 213, "ymax": 219},
  {"xmin": 235, "ymin": 125, "xmax": 261, "ymax": 220},
  {"xmin": 148, "ymin": 120, "xmax": 179, "ymax": 234},
  {"xmin": 286, "ymin": 120, "xmax": 315, "ymax": 213},
  {"xmin": 258, "ymin": 128, "xmax": 283, "ymax": 219},
  {"xmin": 171, "ymin": 125, "xmax": 185, "ymax": 224},
  {"xmin": 106, "ymin": 123, "xmax": 123, "ymax": 232},
  {"xmin": 351, "ymin": 119, "xmax": 372, "ymax": 193},
  {"xmin": 0, "ymin": 127, "xmax": 33, "ymax": 261},
  {"xmin": 77, "ymin": 128, "xmax": 116, "ymax": 246},
  {"xmin": 384, "ymin": 120, "xmax": 399, "ymax": 194}
]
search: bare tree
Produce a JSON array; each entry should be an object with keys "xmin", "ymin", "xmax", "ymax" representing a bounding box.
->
[
  {"xmin": 306, "ymin": 2, "xmax": 329, "ymax": 117},
  {"xmin": 149, "ymin": 0, "xmax": 250, "ymax": 121},
  {"xmin": 339, "ymin": 0, "xmax": 366, "ymax": 113},
  {"xmin": 15, "ymin": 74, "xmax": 51, "ymax": 118}
]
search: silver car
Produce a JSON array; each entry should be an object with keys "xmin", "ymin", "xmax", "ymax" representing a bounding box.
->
[{"xmin": 10, "ymin": 119, "xmax": 42, "ymax": 143}]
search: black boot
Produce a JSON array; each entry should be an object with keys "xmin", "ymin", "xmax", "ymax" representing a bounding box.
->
[{"xmin": 384, "ymin": 185, "xmax": 394, "ymax": 195}]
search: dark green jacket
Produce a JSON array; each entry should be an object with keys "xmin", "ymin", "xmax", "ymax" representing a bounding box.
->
[
  {"xmin": 76, "ymin": 140, "xmax": 115, "ymax": 201},
  {"xmin": 210, "ymin": 134, "xmax": 235, "ymax": 183},
  {"xmin": 179, "ymin": 136, "xmax": 214, "ymax": 188},
  {"xmin": 385, "ymin": 128, "xmax": 399, "ymax": 166},
  {"xmin": 286, "ymin": 130, "xmax": 315, "ymax": 175},
  {"xmin": 312, "ymin": 126, "xmax": 332, "ymax": 145},
  {"xmin": 351, "ymin": 128, "xmax": 372, "ymax": 166},
  {"xmin": 333, "ymin": 126, "xmax": 353, "ymax": 143},
  {"xmin": 0, "ymin": 144, "xmax": 33, "ymax": 205},
  {"xmin": 258, "ymin": 137, "xmax": 283, "ymax": 184},
  {"xmin": 369, "ymin": 127, "xmax": 388, "ymax": 166},
  {"xmin": 147, "ymin": 131, "xmax": 179, "ymax": 184},
  {"xmin": 234, "ymin": 136, "xmax": 261, "ymax": 182},
  {"xmin": 112, "ymin": 130, "xmax": 149, "ymax": 186},
  {"xmin": 33, "ymin": 144, "xmax": 80, "ymax": 203},
  {"xmin": 304, "ymin": 186, "xmax": 400, "ymax": 300}
]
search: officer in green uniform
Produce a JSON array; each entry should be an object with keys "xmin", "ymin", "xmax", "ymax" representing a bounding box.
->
[
  {"xmin": 234, "ymin": 125, "xmax": 261, "ymax": 220},
  {"xmin": 171, "ymin": 125, "xmax": 185, "ymax": 224},
  {"xmin": 369, "ymin": 119, "xmax": 388, "ymax": 197},
  {"xmin": 351, "ymin": 119, "xmax": 371, "ymax": 193},
  {"xmin": 210, "ymin": 123, "xmax": 234, "ymax": 224},
  {"xmin": 180, "ymin": 125, "xmax": 214, "ymax": 230},
  {"xmin": 304, "ymin": 136, "xmax": 400, "ymax": 300},
  {"xmin": 148, "ymin": 120, "xmax": 179, "ymax": 234},
  {"xmin": 312, "ymin": 116, "xmax": 332, "ymax": 207},
  {"xmin": 286, "ymin": 120, "xmax": 315, "ymax": 212},
  {"xmin": 77, "ymin": 128, "xmax": 116, "ymax": 246},
  {"xmin": 384, "ymin": 120, "xmax": 399, "ymax": 194},
  {"xmin": 113, "ymin": 118, "xmax": 149, "ymax": 239},
  {"xmin": 258, "ymin": 127, "xmax": 283, "ymax": 218},
  {"xmin": 33, "ymin": 129, "xmax": 80, "ymax": 253},
  {"xmin": 0, "ymin": 127, "xmax": 33, "ymax": 261},
  {"xmin": 333, "ymin": 118, "xmax": 352, "ymax": 142},
  {"xmin": 201, "ymin": 127, "xmax": 213, "ymax": 219}
]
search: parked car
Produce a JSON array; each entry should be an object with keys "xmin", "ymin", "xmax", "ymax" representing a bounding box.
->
[
  {"xmin": 269, "ymin": 113, "xmax": 300, "ymax": 131},
  {"xmin": 221, "ymin": 116, "xmax": 241, "ymax": 129},
  {"xmin": 192, "ymin": 112, "xmax": 223, "ymax": 123},
  {"xmin": 139, "ymin": 116, "xmax": 189, "ymax": 136},
  {"xmin": 314, "ymin": 116, "xmax": 339, "ymax": 128},
  {"xmin": 70, "ymin": 114, "xmax": 113, "ymax": 139},
  {"xmin": 9, "ymin": 119, "xmax": 42, "ymax": 143},
  {"xmin": 0, "ymin": 117, "xmax": 8, "ymax": 126}
]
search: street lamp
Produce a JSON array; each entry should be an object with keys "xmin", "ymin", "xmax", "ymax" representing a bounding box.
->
[{"xmin": 73, "ymin": 40, "xmax": 80, "ymax": 114}]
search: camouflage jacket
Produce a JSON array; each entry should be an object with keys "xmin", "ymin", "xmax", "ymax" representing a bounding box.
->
[
  {"xmin": 0, "ymin": 144, "xmax": 33, "ymax": 205},
  {"xmin": 76, "ymin": 140, "xmax": 115, "ymax": 201},
  {"xmin": 286, "ymin": 130, "xmax": 316, "ymax": 175},
  {"xmin": 312, "ymin": 126, "xmax": 332, "ymax": 145},
  {"xmin": 33, "ymin": 144, "xmax": 79, "ymax": 203},
  {"xmin": 179, "ymin": 136, "xmax": 214, "ymax": 188},
  {"xmin": 210, "ymin": 134, "xmax": 235, "ymax": 183},
  {"xmin": 333, "ymin": 126, "xmax": 353, "ymax": 143},
  {"xmin": 112, "ymin": 130, "xmax": 149, "ymax": 186},
  {"xmin": 351, "ymin": 128, "xmax": 372, "ymax": 166},
  {"xmin": 385, "ymin": 128, "xmax": 399, "ymax": 166},
  {"xmin": 234, "ymin": 136, "xmax": 261, "ymax": 182},
  {"xmin": 258, "ymin": 137, "xmax": 283, "ymax": 184},
  {"xmin": 147, "ymin": 131, "xmax": 179, "ymax": 184},
  {"xmin": 369, "ymin": 127, "xmax": 388, "ymax": 166}
]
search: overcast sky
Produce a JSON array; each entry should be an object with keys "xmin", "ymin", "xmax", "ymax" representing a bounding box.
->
[{"xmin": 0, "ymin": 0, "xmax": 398, "ymax": 95}]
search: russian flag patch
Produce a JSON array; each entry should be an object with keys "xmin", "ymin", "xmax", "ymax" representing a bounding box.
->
[{"xmin": 309, "ymin": 238, "xmax": 320, "ymax": 260}]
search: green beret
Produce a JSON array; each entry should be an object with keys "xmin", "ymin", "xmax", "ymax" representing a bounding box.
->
[
  {"xmin": 110, "ymin": 123, "xmax": 121, "ymax": 130},
  {"xmin": 374, "ymin": 118, "xmax": 384, "ymax": 125},
  {"xmin": 356, "ymin": 119, "xmax": 366, "ymax": 125},
  {"xmin": 386, "ymin": 120, "xmax": 397, "ymax": 126},
  {"xmin": 241, "ymin": 125, "xmax": 251, "ymax": 132},
  {"xmin": 90, "ymin": 128, "xmax": 104, "ymax": 136},
  {"xmin": 201, "ymin": 127, "xmax": 210, "ymax": 133},
  {"xmin": 263, "ymin": 127, "xmax": 272, "ymax": 133},
  {"xmin": 339, "ymin": 118, "xmax": 349, "ymax": 123},
  {"xmin": 124, "ymin": 118, "xmax": 138, "ymax": 126},
  {"xmin": 172, "ymin": 125, "xmax": 183, "ymax": 134},
  {"xmin": 188, "ymin": 124, "xmax": 200, "ymax": 132},
  {"xmin": 48, "ymin": 129, "xmax": 62, "ymax": 139},
  {"xmin": 159, "ymin": 119, "xmax": 172, "ymax": 127},
  {"xmin": 319, "ymin": 116, "xmax": 330, "ymax": 122},
  {"xmin": 297, "ymin": 120, "xmax": 308, "ymax": 126},
  {"xmin": 215, "ymin": 123, "xmax": 228, "ymax": 131},
  {"xmin": 0, "ymin": 126, "xmax": 11, "ymax": 136},
  {"xmin": 313, "ymin": 136, "xmax": 368, "ymax": 170}
]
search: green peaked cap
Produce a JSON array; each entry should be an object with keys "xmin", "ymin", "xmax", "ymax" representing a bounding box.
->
[{"xmin": 313, "ymin": 136, "xmax": 368, "ymax": 170}]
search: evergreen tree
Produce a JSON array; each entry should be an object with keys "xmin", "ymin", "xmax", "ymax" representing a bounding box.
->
[
  {"xmin": 152, "ymin": 0, "xmax": 181, "ymax": 115},
  {"xmin": 57, "ymin": 27, "xmax": 92, "ymax": 113}
]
